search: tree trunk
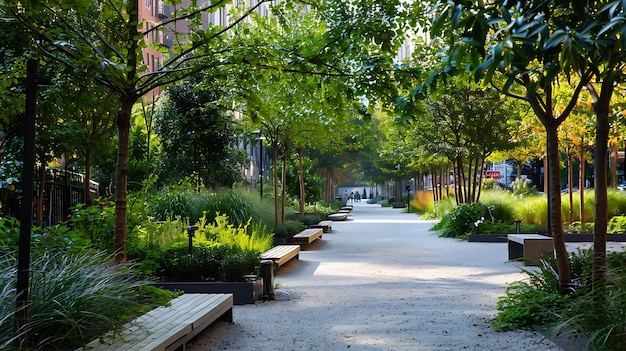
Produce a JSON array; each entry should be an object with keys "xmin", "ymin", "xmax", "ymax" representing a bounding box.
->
[
  {"xmin": 273, "ymin": 142, "xmax": 279, "ymax": 226},
  {"xmin": 568, "ymin": 149, "xmax": 573, "ymax": 224},
  {"xmin": 592, "ymin": 80, "xmax": 614, "ymax": 283},
  {"xmin": 298, "ymin": 149, "xmax": 305, "ymax": 216},
  {"xmin": 114, "ymin": 97, "xmax": 135, "ymax": 264},
  {"xmin": 455, "ymin": 155, "xmax": 464, "ymax": 205},
  {"xmin": 580, "ymin": 145, "xmax": 585, "ymax": 226},
  {"xmin": 113, "ymin": 0, "xmax": 139, "ymax": 265},
  {"xmin": 545, "ymin": 125, "xmax": 572, "ymax": 290},
  {"xmin": 543, "ymin": 152, "xmax": 550, "ymax": 194},
  {"xmin": 610, "ymin": 138, "xmax": 618, "ymax": 189},
  {"xmin": 281, "ymin": 147, "xmax": 287, "ymax": 224}
]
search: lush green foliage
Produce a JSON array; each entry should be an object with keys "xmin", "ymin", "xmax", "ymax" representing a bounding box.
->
[
  {"xmin": 511, "ymin": 179, "xmax": 539, "ymax": 197},
  {"xmin": 493, "ymin": 248, "xmax": 626, "ymax": 350},
  {"xmin": 155, "ymin": 75, "xmax": 245, "ymax": 188},
  {"xmin": 431, "ymin": 189, "xmax": 626, "ymax": 237},
  {"xmin": 431, "ymin": 202, "xmax": 490, "ymax": 238},
  {"xmin": 0, "ymin": 251, "xmax": 168, "ymax": 349},
  {"xmin": 286, "ymin": 213, "xmax": 322, "ymax": 226},
  {"xmin": 272, "ymin": 220, "xmax": 306, "ymax": 239},
  {"xmin": 608, "ymin": 216, "xmax": 626, "ymax": 234}
]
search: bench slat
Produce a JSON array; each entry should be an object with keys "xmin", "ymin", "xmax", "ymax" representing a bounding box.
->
[
  {"xmin": 261, "ymin": 245, "xmax": 300, "ymax": 268},
  {"xmin": 78, "ymin": 294, "xmax": 232, "ymax": 351},
  {"xmin": 311, "ymin": 220, "xmax": 332, "ymax": 233}
]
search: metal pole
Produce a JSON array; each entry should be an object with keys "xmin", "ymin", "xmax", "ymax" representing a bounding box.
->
[{"xmin": 14, "ymin": 59, "xmax": 38, "ymax": 347}]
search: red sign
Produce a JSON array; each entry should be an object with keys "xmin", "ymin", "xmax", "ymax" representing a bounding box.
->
[{"xmin": 485, "ymin": 170, "xmax": 501, "ymax": 179}]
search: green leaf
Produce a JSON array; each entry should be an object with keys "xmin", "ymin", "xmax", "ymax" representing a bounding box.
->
[{"xmin": 543, "ymin": 30, "xmax": 567, "ymax": 50}]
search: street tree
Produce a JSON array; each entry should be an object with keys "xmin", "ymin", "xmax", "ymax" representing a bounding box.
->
[
  {"xmin": 3, "ymin": 0, "xmax": 276, "ymax": 263},
  {"xmin": 425, "ymin": 0, "xmax": 597, "ymax": 291}
]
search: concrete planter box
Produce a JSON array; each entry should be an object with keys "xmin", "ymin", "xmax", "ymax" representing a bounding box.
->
[
  {"xmin": 153, "ymin": 280, "xmax": 262, "ymax": 305},
  {"xmin": 468, "ymin": 233, "xmax": 626, "ymax": 243}
]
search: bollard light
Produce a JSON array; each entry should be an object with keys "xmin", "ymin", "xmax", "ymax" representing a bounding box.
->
[{"xmin": 186, "ymin": 226, "xmax": 199, "ymax": 254}]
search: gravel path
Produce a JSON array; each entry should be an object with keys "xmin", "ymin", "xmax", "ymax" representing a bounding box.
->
[{"xmin": 187, "ymin": 202, "xmax": 561, "ymax": 351}]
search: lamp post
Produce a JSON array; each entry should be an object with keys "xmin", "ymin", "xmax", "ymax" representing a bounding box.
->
[
  {"xmin": 15, "ymin": 59, "xmax": 45, "ymax": 347},
  {"xmin": 252, "ymin": 130, "xmax": 265, "ymax": 198},
  {"xmin": 405, "ymin": 184, "xmax": 411, "ymax": 213}
]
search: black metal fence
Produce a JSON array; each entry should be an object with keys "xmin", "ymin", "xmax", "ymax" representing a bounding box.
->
[{"xmin": 36, "ymin": 168, "xmax": 99, "ymax": 226}]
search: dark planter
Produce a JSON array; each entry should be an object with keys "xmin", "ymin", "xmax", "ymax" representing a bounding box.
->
[
  {"xmin": 563, "ymin": 233, "xmax": 626, "ymax": 242},
  {"xmin": 468, "ymin": 233, "xmax": 626, "ymax": 243},
  {"xmin": 273, "ymin": 237, "xmax": 291, "ymax": 246},
  {"xmin": 153, "ymin": 279, "xmax": 262, "ymax": 305},
  {"xmin": 468, "ymin": 234, "xmax": 508, "ymax": 242}
]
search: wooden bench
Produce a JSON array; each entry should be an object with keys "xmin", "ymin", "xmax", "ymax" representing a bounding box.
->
[
  {"xmin": 507, "ymin": 234, "xmax": 555, "ymax": 266},
  {"xmin": 292, "ymin": 228, "xmax": 323, "ymax": 249},
  {"xmin": 260, "ymin": 245, "xmax": 300, "ymax": 272},
  {"xmin": 311, "ymin": 220, "xmax": 332, "ymax": 233},
  {"xmin": 340, "ymin": 206, "xmax": 353, "ymax": 212},
  {"xmin": 328, "ymin": 213, "xmax": 348, "ymax": 221},
  {"xmin": 77, "ymin": 293, "xmax": 233, "ymax": 351}
]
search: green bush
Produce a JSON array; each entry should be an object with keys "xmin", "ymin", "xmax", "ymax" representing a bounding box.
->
[
  {"xmin": 511, "ymin": 178, "xmax": 539, "ymax": 197},
  {"xmin": 304, "ymin": 201, "xmax": 341, "ymax": 219},
  {"xmin": 492, "ymin": 247, "xmax": 626, "ymax": 348},
  {"xmin": 272, "ymin": 220, "xmax": 305, "ymax": 238},
  {"xmin": 391, "ymin": 202, "xmax": 406, "ymax": 208},
  {"xmin": 378, "ymin": 200, "xmax": 390, "ymax": 207},
  {"xmin": 158, "ymin": 244, "xmax": 226, "ymax": 281},
  {"xmin": 432, "ymin": 202, "xmax": 490, "ymax": 238},
  {"xmin": 286, "ymin": 213, "xmax": 322, "ymax": 226},
  {"xmin": 608, "ymin": 215, "xmax": 626, "ymax": 233},
  {"xmin": 0, "ymin": 251, "xmax": 158, "ymax": 349}
]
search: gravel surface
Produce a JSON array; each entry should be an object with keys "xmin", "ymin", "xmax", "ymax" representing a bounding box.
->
[{"xmin": 187, "ymin": 202, "xmax": 565, "ymax": 351}]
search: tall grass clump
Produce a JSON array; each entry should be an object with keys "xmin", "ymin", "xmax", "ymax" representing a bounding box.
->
[
  {"xmin": 514, "ymin": 195, "xmax": 548, "ymax": 231},
  {"xmin": 480, "ymin": 190, "xmax": 517, "ymax": 223},
  {"xmin": 606, "ymin": 189, "xmax": 626, "ymax": 217},
  {"xmin": 560, "ymin": 189, "xmax": 595, "ymax": 224},
  {"xmin": 422, "ymin": 195, "xmax": 455, "ymax": 219},
  {"xmin": 1, "ymin": 251, "xmax": 148, "ymax": 349},
  {"xmin": 205, "ymin": 191, "xmax": 253, "ymax": 227},
  {"xmin": 410, "ymin": 190, "xmax": 434, "ymax": 215}
]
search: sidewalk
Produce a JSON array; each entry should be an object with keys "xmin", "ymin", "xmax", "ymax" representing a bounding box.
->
[{"xmin": 188, "ymin": 202, "xmax": 561, "ymax": 350}]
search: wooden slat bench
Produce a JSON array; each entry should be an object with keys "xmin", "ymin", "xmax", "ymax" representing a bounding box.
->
[
  {"xmin": 77, "ymin": 293, "xmax": 233, "ymax": 351},
  {"xmin": 311, "ymin": 220, "xmax": 332, "ymax": 233},
  {"xmin": 260, "ymin": 245, "xmax": 300, "ymax": 272},
  {"xmin": 507, "ymin": 234, "xmax": 555, "ymax": 266},
  {"xmin": 292, "ymin": 228, "xmax": 323, "ymax": 249},
  {"xmin": 340, "ymin": 206, "xmax": 353, "ymax": 212},
  {"xmin": 328, "ymin": 213, "xmax": 348, "ymax": 221}
]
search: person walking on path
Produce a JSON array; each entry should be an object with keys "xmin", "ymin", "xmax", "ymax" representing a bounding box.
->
[
  {"xmin": 349, "ymin": 191, "xmax": 354, "ymax": 203},
  {"xmin": 188, "ymin": 202, "xmax": 559, "ymax": 351},
  {"xmin": 354, "ymin": 190, "xmax": 361, "ymax": 202}
]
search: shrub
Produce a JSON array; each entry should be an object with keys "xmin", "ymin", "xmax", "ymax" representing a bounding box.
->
[
  {"xmin": 391, "ymin": 202, "xmax": 406, "ymax": 208},
  {"xmin": 492, "ymin": 247, "xmax": 626, "ymax": 348},
  {"xmin": 432, "ymin": 202, "xmax": 490, "ymax": 238},
  {"xmin": 0, "ymin": 251, "xmax": 154, "ymax": 349},
  {"xmin": 511, "ymin": 178, "xmax": 539, "ymax": 197},
  {"xmin": 304, "ymin": 201, "xmax": 340, "ymax": 219},
  {"xmin": 272, "ymin": 220, "xmax": 305, "ymax": 238},
  {"xmin": 608, "ymin": 215, "xmax": 626, "ymax": 234},
  {"xmin": 158, "ymin": 245, "xmax": 226, "ymax": 281}
]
